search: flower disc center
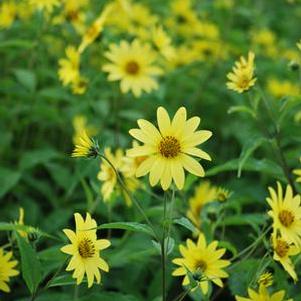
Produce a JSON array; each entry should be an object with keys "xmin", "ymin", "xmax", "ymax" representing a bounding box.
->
[
  {"xmin": 275, "ymin": 239, "xmax": 289, "ymax": 258},
  {"xmin": 278, "ymin": 210, "xmax": 294, "ymax": 227},
  {"xmin": 195, "ymin": 259, "xmax": 207, "ymax": 272},
  {"xmin": 125, "ymin": 61, "xmax": 140, "ymax": 75},
  {"xmin": 78, "ymin": 238, "xmax": 95, "ymax": 258},
  {"xmin": 159, "ymin": 136, "xmax": 181, "ymax": 158}
]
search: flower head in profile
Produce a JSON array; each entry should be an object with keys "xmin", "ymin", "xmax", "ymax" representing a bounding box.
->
[
  {"xmin": 102, "ymin": 39, "xmax": 163, "ymax": 97},
  {"xmin": 266, "ymin": 182, "xmax": 301, "ymax": 247},
  {"xmin": 293, "ymin": 157, "xmax": 301, "ymax": 183},
  {"xmin": 61, "ymin": 213, "xmax": 111, "ymax": 288},
  {"xmin": 0, "ymin": 248, "xmax": 19, "ymax": 293},
  {"xmin": 235, "ymin": 285, "xmax": 293, "ymax": 301},
  {"xmin": 227, "ymin": 51, "xmax": 257, "ymax": 93},
  {"xmin": 272, "ymin": 234, "xmax": 299, "ymax": 281},
  {"xmin": 71, "ymin": 130, "xmax": 98, "ymax": 158},
  {"xmin": 127, "ymin": 107, "xmax": 212, "ymax": 190},
  {"xmin": 172, "ymin": 233, "xmax": 230, "ymax": 295}
]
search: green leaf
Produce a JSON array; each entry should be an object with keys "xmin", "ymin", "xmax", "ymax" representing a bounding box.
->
[
  {"xmin": 16, "ymin": 234, "xmax": 42, "ymax": 294},
  {"xmin": 97, "ymin": 222, "xmax": 155, "ymax": 238},
  {"xmin": 223, "ymin": 213, "xmax": 268, "ymax": 226},
  {"xmin": 0, "ymin": 39, "xmax": 36, "ymax": 49},
  {"xmin": 218, "ymin": 241, "xmax": 238, "ymax": 257},
  {"xmin": 174, "ymin": 217, "xmax": 198, "ymax": 233},
  {"xmin": 237, "ymin": 136, "xmax": 267, "ymax": 177},
  {"xmin": 48, "ymin": 274, "xmax": 78, "ymax": 287},
  {"xmin": 0, "ymin": 167, "xmax": 21, "ymax": 198},
  {"xmin": 228, "ymin": 105, "xmax": 256, "ymax": 117},
  {"xmin": 14, "ymin": 69, "xmax": 37, "ymax": 93}
]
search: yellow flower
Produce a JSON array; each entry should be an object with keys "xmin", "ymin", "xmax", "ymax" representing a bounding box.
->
[
  {"xmin": 235, "ymin": 286, "xmax": 293, "ymax": 301},
  {"xmin": 227, "ymin": 51, "xmax": 257, "ymax": 93},
  {"xmin": 127, "ymin": 107, "xmax": 212, "ymax": 191},
  {"xmin": 172, "ymin": 233, "xmax": 230, "ymax": 295},
  {"xmin": 187, "ymin": 181, "xmax": 219, "ymax": 228},
  {"xmin": 272, "ymin": 234, "xmax": 299, "ymax": 281},
  {"xmin": 78, "ymin": 4, "xmax": 113, "ymax": 53},
  {"xmin": 58, "ymin": 46, "xmax": 80, "ymax": 86},
  {"xmin": 151, "ymin": 26, "xmax": 176, "ymax": 61},
  {"xmin": 293, "ymin": 157, "xmax": 301, "ymax": 183},
  {"xmin": 257, "ymin": 272, "xmax": 273, "ymax": 288},
  {"xmin": 266, "ymin": 182, "xmax": 301, "ymax": 247},
  {"xmin": 71, "ymin": 130, "xmax": 98, "ymax": 158},
  {"xmin": 267, "ymin": 78, "xmax": 299, "ymax": 99},
  {"xmin": 0, "ymin": 248, "xmax": 19, "ymax": 293},
  {"xmin": 192, "ymin": 39, "xmax": 226, "ymax": 62},
  {"xmin": 102, "ymin": 39, "xmax": 163, "ymax": 97},
  {"xmin": 0, "ymin": 1, "xmax": 17, "ymax": 29},
  {"xmin": 61, "ymin": 213, "xmax": 111, "ymax": 288},
  {"xmin": 29, "ymin": 0, "xmax": 60, "ymax": 13}
]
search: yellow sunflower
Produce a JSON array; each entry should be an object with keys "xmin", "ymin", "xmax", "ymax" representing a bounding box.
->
[
  {"xmin": 266, "ymin": 182, "xmax": 301, "ymax": 247},
  {"xmin": 172, "ymin": 233, "xmax": 230, "ymax": 295},
  {"xmin": 235, "ymin": 285, "xmax": 293, "ymax": 301},
  {"xmin": 71, "ymin": 130, "xmax": 98, "ymax": 158},
  {"xmin": 102, "ymin": 39, "xmax": 163, "ymax": 97},
  {"xmin": 0, "ymin": 248, "xmax": 19, "ymax": 293},
  {"xmin": 226, "ymin": 51, "xmax": 257, "ymax": 93},
  {"xmin": 127, "ymin": 106, "xmax": 212, "ymax": 190},
  {"xmin": 61, "ymin": 213, "xmax": 111, "ymax": 288},
  {"xmin": 272, "ymin": 234, "xmax": 299, "ymax": 281},
  {"xmin": 293, "ymin": 157, "xmax": 301, "ymax": 182}
]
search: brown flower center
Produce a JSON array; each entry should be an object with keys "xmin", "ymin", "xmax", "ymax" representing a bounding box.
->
[
  {"xmin": 275, "ymin": 239, "xmax": 289, "ymax": 258},
  {"xmin": 125, "ymin": 61, "xmax": 140, "ymax": 75},
  {"xmin": 278, "ymin": 210, "xmax": 294, "ymax": 227},
  {"xmin": 159, "ymin": 136, "xmax": 181, "ymax": 158},
  {"xmin": 78, "ymin": 238, "xmax": 95, "ymax": 258},
  {"xmin": 195, "ymin": 259, "xmax": 207, "ymax": 272}
]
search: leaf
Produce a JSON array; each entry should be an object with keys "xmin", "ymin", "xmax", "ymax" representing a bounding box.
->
[
  {"xmin": 237, "ymin": 136, "xmax": 267, "ymax": 177},
  {"xmin": 174, "ymin": 217, "xmax": 198, "ymax": 233},
  {"xmin": 228, "ymin": 105, "xmax": 256, "ymax": 117},
  {"xmin": 16, "ymin": 234, "xmax": 42, "ymax": 294},
  {"xmin": 48, "ymin": 274, "xmax": 78, "ymax": 288},
  {"xmin": 218, "ymin": 241, "xmax": 238, "ymax": 257},
  {"xmin": 151, "ymin": 236, "xmax": 175, "ymax": 256},
  {"xmin": 0, "ymin": 167, "xmax": 21, "ymax": 198},
  {"xmin": 14, "ymin": 69, "xmax": 37, "ymax": 93},
  {"xmin": 0, "ymin": 39, "xmax": 36, "ymax": 49},
  {"xmin": 223, "ymin": 213, "xmax": 268, "ymax": 226},
  {"xmin": 97, "ymin": 222, "xmax": 155, "ymax": 238}
]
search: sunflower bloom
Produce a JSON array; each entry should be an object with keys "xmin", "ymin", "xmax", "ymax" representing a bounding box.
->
[
  {"xmin": 172, "ymin": 233, "xmax": 230, "ymax": 295},
  {"xmin": 293, "ymin": 157, "xmax": 301, "ymax": 183},
  {"xmin": 127, "ymin": 106, "xmax": 212, "ymax": 190},
  {"xmin": 61, "ymin": 213, "xmax": 111, "ymax": 288},
  {"xmin": 71, "ymin": 130, "xmax": 98, "ymax": 158},
  {"xmin": 102, "ymin": 39, "xmax": 163, "ymax": 97},
  {"xmin": 235, "ymin": 285, "xmax": 293, "ymax": 301},
  {"xmin": 266, "ymin": 182, "xmax": 301, "ymax": 247},
  {"xmin": 0, "ymin": 248, "xmax": 19, "ymax": 293},
  {"xmin": 227, "ymin": 51, "xmax": 257, "ymax": 93},
  {"xmin": 272, "ymin": 234, "xmax": 299, "ymax": 281}
]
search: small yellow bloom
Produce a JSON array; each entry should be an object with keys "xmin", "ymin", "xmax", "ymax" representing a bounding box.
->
[
  {"xmin": 235, "ymin": 286, "xmax": 293, "ymax": 301},
  {"xmin": 103, "ymin": 39, "xmax": 163, "ymax": 97},
  {"xmin": 266, "ymin": 182, "xmax": 301, "ymax": 247},
  {"xmin": 227, "ymin": 51, "xmax": 257, "ymax": 93},
  {"xmin": 61, "ymin": 213, "xmax": 111, "ymax": 288},
  {"xmin": 127, "ymin": 107, "xmax": 212, "ymax": 190},
  {"xmin": 293, "ymin": 157, "xmax": 301, "ymax": 183},
  {"xmin": 71, "ymin": 130, "xmax": 98, "ymax": 158},
  {"xmin": 0, "ymin": 248, "xmax": 19, "ymax": 293},
  {"xmin": 257, "ymin": 272, "xmax": 273, "ymax": 288},
  {"xmin": 272, "ymin": 234, "xmax": 299, "ymax": 281},
  {"xmin": 267, "ymin": 78, "xmax": 299, "ymax": 99},
  {"xmin": 0, "ymin": 1, "xmax": 17, "ymax": 29},
  {"xmin": 172, "ymin": 233, "xmax": 230, "ymax": 294}
]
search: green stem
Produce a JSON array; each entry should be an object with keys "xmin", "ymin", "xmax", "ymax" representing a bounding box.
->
[
  {"xmin": 98, "ymin": 154, "xmax": 160, "ymax": 242},
  {"xmin": 161, "ymin": 192, "xmax": 168, "ymax": 301}
]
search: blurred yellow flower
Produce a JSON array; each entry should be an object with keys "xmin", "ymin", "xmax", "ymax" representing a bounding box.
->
[
  {"xmin": 293, "ymin": 158, "xmax": 301, "ymax": 182},
  {"xmin": 251, "ymin": 28, "xmax": 278, "ymax": 58},
  {"xmin": 29, "ymin": 0, "xmax": 60, "ymax": 13},
  {"xmin": 0, "ymin": 248, "xmax": 19, "ymax": 293},
  {"xmin": 103, "ymin": 39, "xmax": 163, "ymax": 97},
  {"xmin": 257, "ymin": 272, "xmax": 273, "ymax": 288},
  {"xmin": 272, "ymin": 234, "xmax": 298, "ymax": 281},
  {"xmin": 72, "ymin": 115, "xmax": 97, "ymax": 145},
  {"xmin": 227, "ymin": 51, "xmax": 257, "ymax": 93},
  {"xmin": 172, "ymin": 233, "xmax": 230, "ymax": 294},
  {"xmin": 267, "ymin": 78, "xmax": 299, "ymax": 98},
  {"xmin": 267, "ymin": 182, "xmax": 301, "ymax": 247},
  {"xmin": 0, "ymin": 1, "xmax": 17, "ymax": 29},
  {"xmin": 235, "ymin": 285, "xmax": 293, "ymax": 301},
  {"xmin": 61, "ymin": 213, "xmax": 111, "ymax": 288},
  {"xmin": 127, "ymin": 107, "xmax": 212, "ymax": 190},
  {"xmin": 71, "ymin": 130, "xmax": 98, "ymax": 158},
  {"xmin": 187, "ymin": 181, "xmax": 221, "ymax": 228}
]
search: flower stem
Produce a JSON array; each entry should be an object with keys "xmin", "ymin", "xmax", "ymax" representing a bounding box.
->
[{"xmin": 161, "ymin": 192, "xmax": 168, "ymax": 301}]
